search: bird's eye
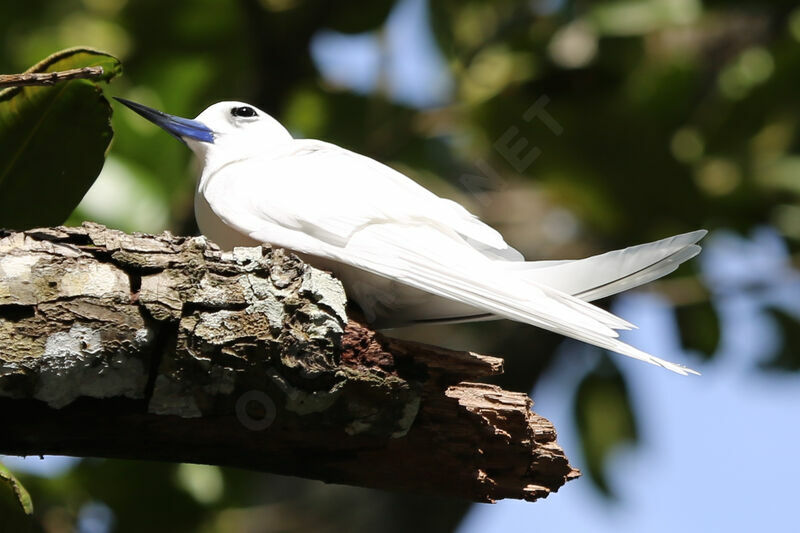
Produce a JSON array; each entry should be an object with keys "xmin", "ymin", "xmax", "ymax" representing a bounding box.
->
[{"xmin": 231, "ymin": 106, "xmax": 258, "ymax": 118}]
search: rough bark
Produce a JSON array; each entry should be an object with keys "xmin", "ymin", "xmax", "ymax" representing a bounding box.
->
[{"xmin": 0, "ymin": 223, "xmax": 579, "ymax": 503}]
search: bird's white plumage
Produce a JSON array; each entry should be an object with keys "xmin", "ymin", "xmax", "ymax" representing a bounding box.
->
[{"xmin": 174, "ymin": 101, "xmax": 704, "ymax": 375}]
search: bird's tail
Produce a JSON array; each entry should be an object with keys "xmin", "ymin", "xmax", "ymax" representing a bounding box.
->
[
  {"xmin": 340, "ymin": 225, "xmax": 705, "ymax": 375},
  {"xmin": 501, "ymin": 230, "xmax": 707, "ymax": 302}
]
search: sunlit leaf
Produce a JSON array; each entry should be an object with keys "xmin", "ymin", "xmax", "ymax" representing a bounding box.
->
[
  {"xmin": 0, "ymin": 462, "xmax": 33, "ymax": 515},
  {"xmin": 0, "ymin": 47, "xmax": 121, "ymax": 230}
]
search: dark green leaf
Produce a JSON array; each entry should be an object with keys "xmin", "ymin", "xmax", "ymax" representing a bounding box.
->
[
  {"xmin": 574, "ymin": 355, "xmax": 638, "ymax": 496},
  {"xmin": 762, "ymin": 307, "xmax": 800, "ymax": 372},
  {"xmin": 0, "ymin": 462, "xmax": 33, "ymax": 515},
  {"xmin": 675, "ymin": 301, "xmax": 721, "ymax": 360},
  {"xmin": 323, "ymin": 0, "xmax": 395, "ymax": 33},
  {"xmin": 0, "ymin": 47, "xmax": 121, "ymax": 230}
]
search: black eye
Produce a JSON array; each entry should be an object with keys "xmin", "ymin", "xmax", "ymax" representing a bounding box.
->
[{"xmin": 231, "ymin": 106, "xmax": 257, "ymax": 118}]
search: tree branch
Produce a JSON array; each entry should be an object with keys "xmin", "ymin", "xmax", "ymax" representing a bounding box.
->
[
  {"xmin": 0, "ymin": 223, "xmax": 578, "ymax": 503},
  {"xmin": 0, "ymin": 66, "xmax": 105, "ymax": 88}
]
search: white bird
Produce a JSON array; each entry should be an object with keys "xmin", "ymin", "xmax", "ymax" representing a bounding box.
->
[{"xmin": 116, "ymin": 98, "xmax": 704, "ymax": 375}]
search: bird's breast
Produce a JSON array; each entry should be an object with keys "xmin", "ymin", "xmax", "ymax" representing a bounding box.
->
[{"xmin": 194, "ymin": 191, "xmax": 260, "ymax": 249}]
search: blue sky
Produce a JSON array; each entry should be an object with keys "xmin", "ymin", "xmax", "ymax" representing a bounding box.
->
[{"xmin": 310, "ymin": 0, "xmax": 452, "ymax": 108}]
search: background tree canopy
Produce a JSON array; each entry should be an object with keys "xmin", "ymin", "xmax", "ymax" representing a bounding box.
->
[{"xmin": 1, "ymin": 0, "xmax": 799, "ymax": 532}]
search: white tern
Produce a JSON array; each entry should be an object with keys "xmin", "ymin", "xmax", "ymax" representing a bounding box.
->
[{"xmin": 116, "ymin": 97, "xmax": 705, "ymax": 375}]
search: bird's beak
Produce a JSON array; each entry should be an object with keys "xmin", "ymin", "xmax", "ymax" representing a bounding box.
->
[{"xmin": 114, "ymin": 97, "xmax": 215, "ymax": 144}]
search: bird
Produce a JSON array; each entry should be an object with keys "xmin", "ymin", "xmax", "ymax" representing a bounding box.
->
[{"xmin": 115, "ymin": 97, "xmax": 705, "ymax": 375}]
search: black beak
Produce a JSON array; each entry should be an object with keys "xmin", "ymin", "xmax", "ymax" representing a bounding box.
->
[{"xmin": 114, "ymin": 97, "xmax": 214, "ymax": 144}]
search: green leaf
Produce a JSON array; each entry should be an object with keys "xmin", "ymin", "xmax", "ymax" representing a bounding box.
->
[
  {"xmin": 323, "ymin": 0, "xmax": 395, "ymax": 33},
  {"xmin": 0, "ymin": 47, "xmax": 121, "ymax": 230},
  {"xmin": 762, "ymin": 307, "xmax": 800, "ymax": 372},
  {"xmin": 675, "ymin": 301, "xmax": 720, "ymax": 360},
  {"xmin": 0, "ymin": 462, "xmax": 33, "ymax": 515},
  {"xmin": 574, "ymin": 355, "xmax": 638, "ymax": 496}
]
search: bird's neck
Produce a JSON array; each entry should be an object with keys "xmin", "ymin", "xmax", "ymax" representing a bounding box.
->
[
  {"xmin": 195, "ymin": 149, "xmax": 242, "ymax": 194},
  {"xmin": 194, "ymin": 126, "xmax": 294, "ymax": 193}
]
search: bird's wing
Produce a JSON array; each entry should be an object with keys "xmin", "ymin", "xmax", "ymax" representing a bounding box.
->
[
  {"xmin": 387, "ymin": 230, "xmax": 706, "ymax": 324},
  {"xmin": 204, "ymin": 140, "xmax": 697, "ymax": 375},
  {"xmin": 206, "ymin": 140, "xmax": 523, "ymax": 259}
]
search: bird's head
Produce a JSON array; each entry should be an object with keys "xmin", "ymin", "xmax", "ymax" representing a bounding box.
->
[{"xmin": 114, "ymin": 98, "xmax": 293, "ymax": 160}]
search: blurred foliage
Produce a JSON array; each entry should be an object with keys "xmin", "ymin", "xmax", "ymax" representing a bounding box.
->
[
  {"xmin": 574, "ymin": 356, "xmax": 638, "ymax": 496},
  {"xmin": 0, "ymin": 48, "xmax": 120, "ymax": 229},
  {"xmin": 762, "ymin": 307, "xmax": 800, "ymax": 371},
  {"xmin": 675, "ymin": 301, "xmax": 721, "ymax": 358},
  {"xmin": 1, "ymin": 0, "xmax": 800, "ymax": 531}
]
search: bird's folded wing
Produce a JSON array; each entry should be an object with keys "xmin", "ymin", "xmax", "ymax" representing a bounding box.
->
[
  {"xmin": 328, "ymin": 223, "xmax": 697, "ymax": 375},
  {"xmin": 214, "ymin": 140, "xmax": 523, "ymax": 258},
  {"xmin": 207, "ymin": 141, "xmax": 697, "ymax": 375}
]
